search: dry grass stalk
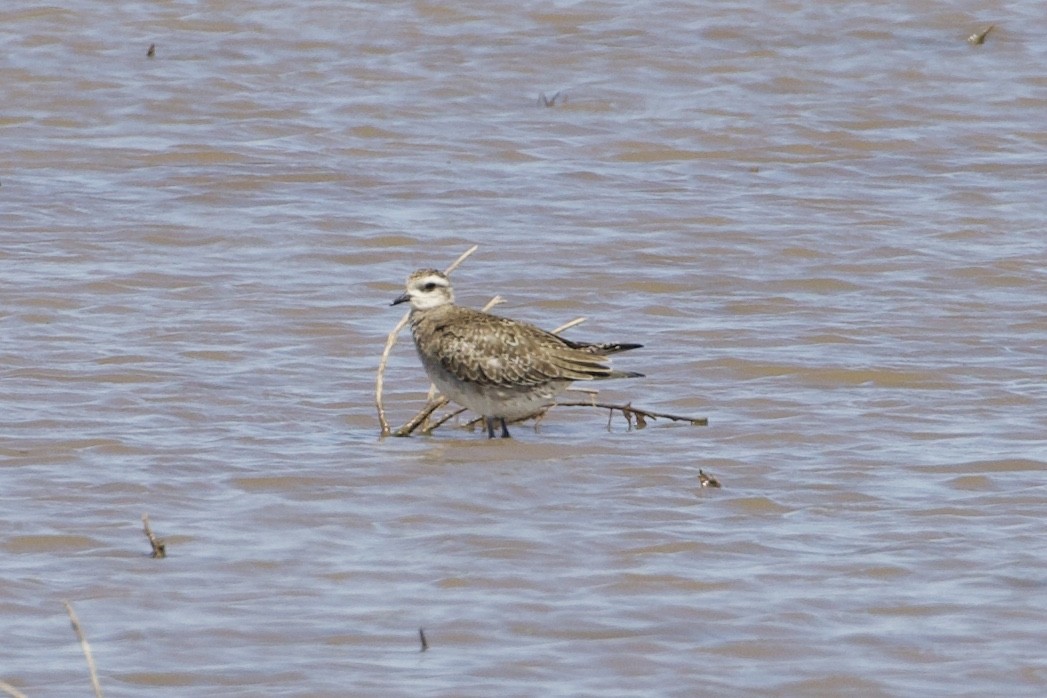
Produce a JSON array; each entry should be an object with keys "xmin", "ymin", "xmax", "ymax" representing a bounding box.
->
[
  {"xmin": 428, "ymin": 398, "xmax": 706, "ymax": 436},
  {"xmin": 418, "ymin": 404, "xmax": 469, "ymax": 435},
  {"xmin": 63, "ymin": 601, "xmax": 104, "ymax": 698},
  {"xmin": 376, "ymin": 245, "xmax": 479, "ymax": 435},
  {"xmin": 142, "ymin": 513, "xmax": 166, "ymax": 558},
  {"xmin": 552, "ymin": 401, "xmax": 708, "ymax": 429},
  {"xmin": 0, "ymin": 680, "xmax": 30, "ymax": 698},
  {"xmin": 394, "ymin": 396, "xmax": 451, "ymax": 436},
  {"xmin": 550, "ymin": 317, "xmax": 586, "ymax": 334}
]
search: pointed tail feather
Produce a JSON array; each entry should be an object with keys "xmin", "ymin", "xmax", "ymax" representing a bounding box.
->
[
  {"xmin": 565, "ymin": 339, "xmax": 643, "ymax": 355},
  {"xmin": 606, "ymin": 369, "xmax": 644, "ymax": 379}
]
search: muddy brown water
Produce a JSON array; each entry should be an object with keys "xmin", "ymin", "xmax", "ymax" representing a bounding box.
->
[{"xmin": 3, "ymin": 1, "xmax": 1045, "ymax": 696}]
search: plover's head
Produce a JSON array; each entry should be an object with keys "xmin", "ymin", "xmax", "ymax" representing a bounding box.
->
[{"xmin": 391, "ymin": 268, "xmax": 454, "ymax": 311}]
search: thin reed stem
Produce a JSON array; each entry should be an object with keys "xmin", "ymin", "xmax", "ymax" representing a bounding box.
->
[
  {"xmin": 63, "ymin": 601, "xmax": 104, "ymax": 698},
  {"xmin": 0, "ymin": 680, "xmax": 30, "ymax": 698}
]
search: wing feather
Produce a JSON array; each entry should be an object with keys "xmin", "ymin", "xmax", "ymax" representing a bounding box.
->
[{"xmin": 420, "ymin": 309, "xmax": 627, "ymax": 387}]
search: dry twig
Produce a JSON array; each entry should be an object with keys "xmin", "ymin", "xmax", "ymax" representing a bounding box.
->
[
  {"xmin": 142, "ymin": 513, "xmax": 166, "ymax": 558},
  {"xmin": 417, "ymin": 399, "xmax": 705, "ymax": 437},
  {"xmin": 968, "ymin": 24, "xmax": 994, "ymax": 45},
  {"xmin": 393, "ymin": 396, "xmax": 451, "ymax": 437},
  {"xmin": 538, "ymin": 90, "xmax": 562, "ymax": 107},
  {"xmin": 0, "ymin": 680, "xmax": 30, "ymax": 698},
  {"xmin": 419, "ymin": 627, "xmax": 429, "ymax": 652},
  {"xmin": 550, "ymin": 317, "xmax": 586, "ymax": 334},
  {"xmin": 416, "ymin": 404, "xmax": 469, "ymax": 435},
  {"xmin": 64, "ymin": 601, "xmax": 104, "ymax": 698},
  {"xmin": 551, "ymin": 401, "xmax": 707, "ymax": 429}
]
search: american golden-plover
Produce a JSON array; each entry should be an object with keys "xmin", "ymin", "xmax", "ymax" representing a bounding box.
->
[{"xmin": 392, "ymin": 268, "xmax": 644, "ymax": 438}]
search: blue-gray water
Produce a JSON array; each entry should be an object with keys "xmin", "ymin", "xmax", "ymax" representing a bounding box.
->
[{"xmin": 3, "ymin": 1, "xmax": 1045, "ymax": 695}]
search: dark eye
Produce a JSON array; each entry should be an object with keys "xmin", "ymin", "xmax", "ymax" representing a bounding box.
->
[{"xmin": 423, "ymin": 282, "xmax": 437, "ymax": 291}]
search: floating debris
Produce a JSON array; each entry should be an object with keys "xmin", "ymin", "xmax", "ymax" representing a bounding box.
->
[
  {"xmin": 538, "ymin": 91, "xmax": 562, "ymax": 107},
  {"xmin": 142, "ymin": 513, "xmax": 167, "ymax": 558},
  {"xmin": 147, "ymin": 43, "xmax": 156, "ymax": 58},
  {"xmin": 968, "ymin": 25, "xmax": 994, "ymax": 45},
  {"xmin": 699, "ymin": 469, "xmax": 721, "ymax": 488},
  {"xmin": 419, "ymin": 627, "xmax": 429, "ymax": 652}
]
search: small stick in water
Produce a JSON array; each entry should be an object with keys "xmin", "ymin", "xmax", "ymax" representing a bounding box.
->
[
  {"xmin": 142, "ymin": 514, "xmax": 166, "ymax": 558},
  {"xmin": 553, "ymin": 400, "xmax": 708, "ymax": 427},
  {"xmin": 419, "ymin": 627, "xmax": 429, "ymax": 652},
  {"xmin": 968, "ymin": 25, "xmax": 994, "ymax": 45},
  {"xmin": 538, "ymin": 91, "xmax": 562, "ymax": 107},
  {"xmin": 0, "ymin": 680, "xmax": 30, "ymax": 698},
  {"xmin": 146, "ymin": 43, "xmax": 156, "ymax": 58},
  {"xmin": 64, "ymin": 601, "xmax": 104, "ymax": 698},
  {"xmin": 699, "ymin": 469, "xmax": 721, "ymax": 488}
]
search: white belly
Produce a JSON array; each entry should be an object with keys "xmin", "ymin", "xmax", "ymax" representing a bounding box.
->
[{"xmin": 422, "ymin": 356, "xmax": 569, "ymax": 420}]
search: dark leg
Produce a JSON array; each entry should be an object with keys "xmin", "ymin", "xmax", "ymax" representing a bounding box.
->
[
  {"xmin": 484, "ymin": 417, "xmax": 497, "ymax": 439},
  {"xmin": 499, "ymin": 418, "xmax": 511, "ymax": 439}
]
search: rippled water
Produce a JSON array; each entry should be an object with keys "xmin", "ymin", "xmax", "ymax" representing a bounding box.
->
[{"xmin": 3, "ymin": 1, "xmax": 1046, "ymax": 696}]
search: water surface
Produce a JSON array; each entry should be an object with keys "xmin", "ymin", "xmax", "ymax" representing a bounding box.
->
[{"xmin": 2, "ymin": 1, "xmax": 1045, "ymax": 695}]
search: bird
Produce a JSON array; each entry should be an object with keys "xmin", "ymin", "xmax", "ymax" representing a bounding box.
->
[{"xmin": 391, "ymin": 268, "xmax": 644, "ymax": 438}]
